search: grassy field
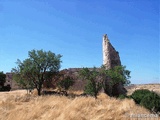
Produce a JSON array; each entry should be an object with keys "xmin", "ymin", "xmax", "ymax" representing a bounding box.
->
[{"xmin": 1, "ymin": 87, "xmax": 158, "ymax": 120}]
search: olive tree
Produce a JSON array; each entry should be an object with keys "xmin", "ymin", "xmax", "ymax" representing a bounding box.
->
[{"xmin": 12, "ymin": 49, "xmax": 62, "ymax": 96}]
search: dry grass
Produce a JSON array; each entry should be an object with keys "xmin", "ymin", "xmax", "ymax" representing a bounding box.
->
[
  {"xmin": 126, "ymin": 84, "xmax": 160, "ymax": 96},
  {"xmin": 0, "ymin": 89, "xmax": 157, "ymax": 120}
]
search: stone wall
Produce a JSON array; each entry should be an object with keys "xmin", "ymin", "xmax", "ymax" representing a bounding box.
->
[{"xmin": 5, "ymin": 73, "xmax": 19, "ymax": 90}]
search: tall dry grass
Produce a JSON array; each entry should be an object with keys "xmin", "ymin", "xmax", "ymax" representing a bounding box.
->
[{"xmin": 0, "ymin": 90, "xmax": 158, "ymax": 120}]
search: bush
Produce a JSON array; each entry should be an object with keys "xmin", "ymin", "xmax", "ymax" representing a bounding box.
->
[
  {"xmin": 58, "ymin": 77, "xmax": 74, "ymax": 91},
  {"xmin": 140, "ymin": 92, "xmax": 160, "ymax": 113},
  {"xmin": 131, "ymin": 89, "xmax": 160, "ymax": 113},
  {"xmin": 118, "ymin": 94, "xmax": 130, "ymax": 99},
  {"xmin": 0, "ymin": 85, "xmax": 11, "ymax": 92},
  {"xmin": 79, "ymin": 67, "xmax": 102, "ymax": 99},
  {"xmin": 84, "ymin": 80, "xmax": 102, "ymax": 99},
  {"xmin": 131, "ymin": 89, "xmax": 151, "ymax": 104}
]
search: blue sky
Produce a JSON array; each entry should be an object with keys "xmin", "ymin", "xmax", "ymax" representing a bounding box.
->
[{"xmin": 0, "ymin": 0, "xmax": 159, "ymax": 84}]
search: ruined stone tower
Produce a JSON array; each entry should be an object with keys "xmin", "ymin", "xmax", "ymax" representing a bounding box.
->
[{"xmin": 102, "ymin": 34, "xmax": 121, "ymax": 69}]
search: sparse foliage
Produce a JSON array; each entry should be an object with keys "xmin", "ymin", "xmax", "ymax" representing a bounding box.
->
[
  {"xmin": 79, "ymin": 67, "xmax": 102, "ymax": 98},
  {"xmin": 58, "ymin": 76, "xmax": 74, "ymax": 95},
  {"xmin": 13, "ymin": 73, "xmax": 34, "ymax": 94}
]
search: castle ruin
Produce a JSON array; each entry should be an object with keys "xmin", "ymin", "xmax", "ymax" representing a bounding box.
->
[
  {"xmin": 102, "ymin": 34, "xmax": 126, "ymax": 96},
  {"xmin": 4, "ymin": 34, "xmax": 125, "ymax": 95},
  {"xmin": 102, "ymin": 34, "xmax": 121, "ymax": 69}
]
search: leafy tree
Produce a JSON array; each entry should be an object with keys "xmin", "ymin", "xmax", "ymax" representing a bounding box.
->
[
  {"xmin": 0, "ymin": 71, "xmax": 6, "ymax": 88},
  {"xmin": 12, "ymin": 49, "xmax": 62, "ymax": 96},
  {"xmin": 79, "ymin": 67, "xmax": 102, "ymax": 99},
  {"xmin": 99, "ymin": 65, "xmax": 131, "ymax": 96},
  {"xmin": 106, "ymin": 66, "xmax": 131, "ymax": 85}
]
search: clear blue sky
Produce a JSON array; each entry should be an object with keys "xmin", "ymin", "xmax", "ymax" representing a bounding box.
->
[{"xmin": 0, "ymin": 0, "xmax": 159, "ymax": 84}]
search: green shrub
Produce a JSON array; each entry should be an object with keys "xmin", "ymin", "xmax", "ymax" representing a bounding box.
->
[
  {"xmin": 79, "ymin": 67, "xmax": 102, "ymax": 99},
  {"xmin": 118, "ymin": 94, "xmax": 132, "ymax": 99},
  {"xmin": 130, "ymin": 89, "xmax": 160, "ymax": 113},
  {"xmin": 131, "ymin": 89, "xmax": 151, "ymax": 104},
  {"xmin": 58, "ymin": 77, "xmax": 74, "ymax": 91},
  {"xmin": 84, "ymin": 80, "xmax": 102, "ymax": 99},
  {"xmin": 140, "ymin": 92, "xmax": 160, "ymax": 113},
  {"xmin": 118, "ymin": 94, "xmax": 128, "ymax": 99}
]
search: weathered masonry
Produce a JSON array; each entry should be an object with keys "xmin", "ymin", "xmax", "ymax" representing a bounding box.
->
[{"xmin": 102, "ymin": 34, "xmax": 121, "ymax": 69}]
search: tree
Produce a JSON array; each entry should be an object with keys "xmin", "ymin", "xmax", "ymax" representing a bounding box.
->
[
  {"xmin": 79, "ymin": 67, "xmax": 102, "ymax": 99},
  {"xmin": 12, "ymin": 49, "xmax": 62, "ymax": 96},
  {"xmin": 107, "ymin": 66, "xmax": 130, "ymax": 85},
  {"xmin": 57, "ymin": 76, "xmax": 74, "ymax": 95},
  {"xmin": 101, "ymin": 65, "xmax": 131, "ymax": 96},
  {"xmin": 79, "ymin": 66, "xmax": 130, "ymax": 97},
  {"xmin": 0, "ymin": 71, "xmax": 6, "ymax": 88}
]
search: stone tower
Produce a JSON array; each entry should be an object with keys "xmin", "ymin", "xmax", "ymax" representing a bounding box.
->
[{"xmin": 102, "ymin": 34, "xmax": 121, "ymax": 69}]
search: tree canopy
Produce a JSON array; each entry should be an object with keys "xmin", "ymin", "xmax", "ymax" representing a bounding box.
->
[
  {"xmin": 79, "ymin": 65, "xmax": 131, "ymax": 97},
  {"xmin": 12, "ymin": 49, "xmax": 62, "ymax": 96},
  {"xmin": 104, "ymin": 66, "xmax": 131, "ymax": 96}
]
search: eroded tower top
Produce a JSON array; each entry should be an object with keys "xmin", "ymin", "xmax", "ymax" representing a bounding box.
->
[{"xmin": 103, "ymin": 34, "xmax": 109, "ymax": 42}]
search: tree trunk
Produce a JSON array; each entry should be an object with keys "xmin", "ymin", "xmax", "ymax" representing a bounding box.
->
[
  {"xmin": 104, "ymin": 84, "xmax": 112, "ymax": 97},
  {"xmin": 37, "ymin": 88, "xmax": 41, "ymax": 96},
  {"xmin": 36, "ymin": 82, "xmax": 42, "ymax": 96}
]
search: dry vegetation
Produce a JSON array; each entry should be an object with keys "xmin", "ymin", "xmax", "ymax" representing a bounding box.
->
[
  {"xmin": 1, "ymin": 87, "xmax": 159, "ymax": 120},
  {"xmin": 126, "ymin": 84, "xmax": 160, "ymax": 96}
]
